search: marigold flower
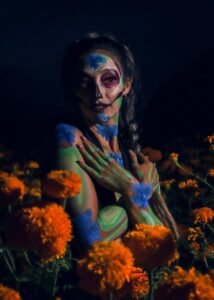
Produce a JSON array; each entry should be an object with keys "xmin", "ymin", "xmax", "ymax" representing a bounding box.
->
[
  {"xmin": 0, "ymin": 176, "xmax": 25, "ymax": 208},
  {"xmin": 178, "ymin": 179, "xmax": 199, "ymax": 189},
  {"xmin": 206, "ymin": 135, "xmax": 214, "ymax": 144},
  {"xmin": 142, "ymin": 147, "xmax": 162, "ymax": 162},
  {"xmin": 77, "ymin": 241, "xmax": 134, "ymax": 297},
  {"xmin": 169, "ymin": 153, "xmax": 179, "ymax": 161},
  {"xmin": 0, "ymin": 284, "xmax": 21, "ymax": 300},
  {"xmin": 5, "ymin": 202, "xmax": 72, "ymax": 263},
  {"xmin": 42, "ymin": 170, "xmax": 81, "ymax": 200},
  {"xmin": 123, "ymin": 224, "xmax": 179, "ymax": 270},
  {"xmin": 0, "ymin": 171, "xmax": 9, "ymax": 178},
  {"xmin": 154, "ymin": 266, "xmax": 214, "ymax": 300},
  {"xmin": 160, "ymin": 179, "xmax": 176, "ymax": 189},
  {"xmin": 192, "ymin": 207, "xmax": 214, "ymax": 224},
  {"xmin": 187, "ymin": 227, "xmax": 204, "ymax": 242},
  {"xmin": 190, "ymin": 241, "xmax": 201, "ymax": 253},
  {"xmin": 209, "ymin": 144, "xmax": 214, "ymax": 152},
  {"xmin": 203, "ymin": 243, "xmax": 214, "ymax": 258},
  {"xmin": 24, "ymin": 160, "xmax": 40, "ymax": 169},
  {"xmin": 207, "ymin": 169, "xmax": 214, "ymax": 177},
  {"xmin": 115, "ymin": 266, "xmax": 149, "ymax": 300}
]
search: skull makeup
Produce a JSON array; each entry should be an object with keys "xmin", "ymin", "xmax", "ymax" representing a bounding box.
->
[{"xmin": 73, "ymin": 51, "xmax": 127, "ymax": 124}]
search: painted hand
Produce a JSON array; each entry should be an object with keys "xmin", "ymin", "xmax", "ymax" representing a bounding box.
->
[
  {"xmin": 76, "ymin": 137, "xmax": 138, "ymax": 195},
  {"xmin": 129, "ymin": 149, "xmax": 160, "ymax": 194}
]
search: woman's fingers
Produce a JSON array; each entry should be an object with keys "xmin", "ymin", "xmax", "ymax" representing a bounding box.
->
[
  {"xmin": 129, "ymin": 149, "xmax": 138, "ymax": 166},
  {"xmin": 76, "ymin": 144, "xmax": 105, "ymax": 172},
  {"xmin": 76, "ymin": 160, "xmax": 100, "ymax": 179}
]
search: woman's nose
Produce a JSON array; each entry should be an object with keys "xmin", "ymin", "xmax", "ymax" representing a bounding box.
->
[{"xmin": 95, "ymin": 84, "xmax": 102, "ymax": 99}]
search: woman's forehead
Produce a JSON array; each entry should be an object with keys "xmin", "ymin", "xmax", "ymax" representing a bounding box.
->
[{"xmin": 81, "ymin": 52, "xmax": 122, "ymax": 75}]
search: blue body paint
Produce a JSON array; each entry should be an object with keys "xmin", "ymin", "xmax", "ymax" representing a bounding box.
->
[
  {"xmin": 73, "ymin": 209, "xmax": 101, "ymax": 246},
  {"xmin": 55, "ymin": 124, "xmax": 77, "ymax": 146},
  {"xmin": 96, "ymin": 113, "xmax": 111, "ymax": 123},
  {"xmin": 130, "ymin": 182, "xmax": 153, "ymax": 208},
  {"xmin": 107, "ymin": 151, "xmax": 124, "ymax": 167},
  {"xmin": 96, "ymin": 124, "xmax": 118, "ymax": 141},
  {"xmin": 86, "ymin": 53, "xmax": 107, "ymax": 70}
]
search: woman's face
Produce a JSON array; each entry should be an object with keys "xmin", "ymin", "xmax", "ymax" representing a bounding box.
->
[{"xmin": 73, "ymin": 50, "xmax": 131, "ymax": 124}]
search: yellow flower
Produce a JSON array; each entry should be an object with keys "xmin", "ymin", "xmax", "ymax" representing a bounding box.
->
[
  {"xmin": 42, "ymin": 170, "xmax": 81, "ymax": 200},
  {"xmin": 192, "ymin": 207, "xmax": 214, "ymax": 224},
  {"xmin": 169, "ymin": 153, "xmax": 179, "ymax": 161},
  {"xmin": 123, "ymin": 224, "xmax": 179, "ymax": 270},
  {"xmin": 187, "ymin": 227, "xmax": 204, "ymax": 242},
  {"xmin": 77, "ymin": 241, "xmax": 134, "ymax": 297},
  {"xmin": 0, "ymin": 284, "xmax": 21, "ymax": 300},
  {"xmin": 5, "ymin": 202, "xmax": 72, "ymax": 263},
  {"xmin": 24, "ymin": 160, "xmax": 40, "ymax": 169},
  {"xmin": 178, "ymin": 179, "xmax": 199, "ymax": 189},
  {"xmin": 0, "ymin": 176, "xmax": 25, "ymax": 208},
  {"xmin": 154, "ymin": 266, "xmax": 214, "ymax": 300},
  {"xmin": 207, "ymin": 169, "xmax": 214, "ymax": 177}
]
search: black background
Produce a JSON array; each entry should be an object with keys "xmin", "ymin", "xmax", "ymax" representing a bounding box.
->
[{"xmin": 0, "ymin": 0, "xmax": 214, "ymax": 149}]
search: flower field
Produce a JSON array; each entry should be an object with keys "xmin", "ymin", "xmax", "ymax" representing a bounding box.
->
[{"xmin": 0, "ymin": 134, "xmax": 213, "ymax": 299}]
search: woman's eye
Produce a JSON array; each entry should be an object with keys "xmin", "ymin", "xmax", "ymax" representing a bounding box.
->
[{"xmin": 101, "ymin": 76, "xmax": 119, "ymax": 88}]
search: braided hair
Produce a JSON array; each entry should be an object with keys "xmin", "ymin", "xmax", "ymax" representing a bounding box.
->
[{"xmin": 62, "ymin": 33, "xmax": 179, "ymax": 240}]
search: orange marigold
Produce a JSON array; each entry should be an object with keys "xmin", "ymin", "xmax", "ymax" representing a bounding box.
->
[
  {"xmin": 207, "ymin": 169, "xmax": 214, "ymax": 177},
  {"xmin": 169, "ymin": 153, "xmax": 179, "ymax": 161},
  {"xmin": 115, "ymin": 266, "xmax": 149, "ymax": 300},
  {"xmin": 206, "ymin": 135, "xmax": 214, "ymax": 144},
  {"xmin": 24, "ymin": 160, "xmax": 40, "ymax": 169},
  {"xmin": 209, "ymin": 144, "xmax": 214, "ymax": 152},
  {"xmin": 0, "ymin": 284, "xmax": 21, "ymax": 300},
  {"xmin": 0, "ymin": 176, "xmax": 25, "ymax": 208},
  {"xmin": 42, "ymin": 170, "xmax": 81, "ymax": 199},
  {"xmin": 77, "ymin": 241, "xmax": 134, "ymax": 297},
  {"xmin": 5, "ymin": 202, "xmax": 72, "ymax": 263},
  {"xmin": 154, "ymin": 266, "xmax": 214, "ymax": 300},
  {"xmin": 187, "ymin": 227, "xmax": 204, "ymax": 242},
  {"xmin": 192, "ymin": 207, "xmax": 214, "ymax": 224},
  {"xmin": 123, "ymin": 224, "xmax": 179, "ymax": 270},
  {"xmin": 178, "ymin": 179, "xmax": 199, "ymax": 189},
  {"xmin": 0, "ymin": 171, "xmax": 9, "ymax": 178}
]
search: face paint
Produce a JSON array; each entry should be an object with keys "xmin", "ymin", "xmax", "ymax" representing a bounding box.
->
[
  {"xmin": 74, "ymin": 52, "xmax": 125, "ymax": 124},
  {"xmin": 129, "ymin": 182, "xmax": 153, "ymax": 208},
  {"xmin": 55, "ymin": 124, "xmax": 77, "ymax": 147},
  {"xmin": 73, "ymin": 209, "xmax": 101, "ymax": 246},
  {"xmin": 95, "ymin": 124, "xmax": 118, "ymax": 141}
]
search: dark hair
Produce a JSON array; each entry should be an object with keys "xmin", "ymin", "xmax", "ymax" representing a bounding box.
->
[{"xmin": 62, "ymin": 32, "xmax": 179, "ymax": 240}]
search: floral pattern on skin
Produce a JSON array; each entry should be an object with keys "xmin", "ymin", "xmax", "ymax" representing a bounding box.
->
[
  {"xmin": 107, "ymin": 151, "xmax": 124, "ymax": 167},
  {"xmin": 85, "ymin": 53, "xmax": 108, "ymax": 70},
  {"xmin": 130, "ymin": 182, "xmax": 153, "ymax": 208},
  {"xmin": 95, "ymin": 124, "xmax": 118, "ymax": 141},
  {"xmin": 73, "ymin": 209, "xmax": 101, "ymax": 246},
  {"xmin": 55, "ymin": 124, "xmax": 77, "ymax": 146}
]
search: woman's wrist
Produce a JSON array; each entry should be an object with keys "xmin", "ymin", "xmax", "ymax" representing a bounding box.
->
[{"xmin": 122, "ymin": 180, "xmax": 153, "ymax": 209}]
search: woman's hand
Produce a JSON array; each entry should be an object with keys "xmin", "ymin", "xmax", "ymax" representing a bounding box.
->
[
  {"xmin": 129, "ymin": 149, "xmax": 160, "ymax": 194},
  {"xmin": 75, "ymin": 137, "xmax": 138, "ymax": 195}
]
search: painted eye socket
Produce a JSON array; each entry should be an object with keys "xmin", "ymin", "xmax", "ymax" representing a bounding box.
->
[{"xmin": 100, "ymin": 70, "xmax": 120, "ymax": 88}]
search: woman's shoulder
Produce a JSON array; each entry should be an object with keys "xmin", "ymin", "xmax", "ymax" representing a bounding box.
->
[{"xmin": 55, "ymin": 123, "xmax": 83, "ymax": 147}]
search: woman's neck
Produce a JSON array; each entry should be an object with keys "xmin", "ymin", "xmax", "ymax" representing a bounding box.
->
[{"xmin": 87, "ymin": 113, "xmax": 120, "ymax": 152}]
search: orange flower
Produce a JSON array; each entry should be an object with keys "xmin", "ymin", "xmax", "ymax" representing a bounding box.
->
[
  {"xmin": 24, "ymin": 160, "xmax": 40, "ymax": 169},
  {"xmin": 142, "ymin": 147, "xmax": 162, "ymax": 162},
  {"xmin": 169, "ymin": 153, "xmax": 179, "ymax": 161},
  {"xmin": 160, "ymin": 179, "xmax": 175, "ymax": 189},
  {"xmin": 123, "ymin": 224, "xmax": 179, "ymax": 270},
  {"xmin": 154, "ymin": 266, "xmax": 214, "ymax": 300},
  {"xmin": 203, "ymin": 243, "xmax": 214, "ymax": 258},
  {"xmin": 0, "ymin": 171, "xmax": 9, "ymax": 178},
  {"xmin": 77, "ymin": 241, "xmax": 134, "ymax": 297},
  {"xmin": 209, "ymin": 144, "xmax": 214, "ymax": 152},
  {"xmin": 190, "ymin": 241, "xmax": 201, "ymax": 253},
  {"xmin": 115, "ymin": 266, "xmax": 149, "ymax": 300},
  {"xmin": 0, "ymin": 284, "xmax": 21, "ymax": 300},
  {"xmin": 0, "ymin": 176, "xmax": 25, "ymax": 208},
  {"xmin": 187, "ymin": 227, "xmax": 204, "ymax": 242},
  {"xmin": 192, "ymin": 207, "xmax": 214, "ymax": 224},
  {"xmin": 207, "ymin": 169, "xmax": 214, "ymax": 177},
  {"xmin": 5, "ymin": 202, "xmax": 72, "ymax": 263},
  {"xmin": 206, "ymin": 135, "xmax": 214, "ymax": 144},
  {"xmin": 178, "ymin": 179, "xmax": 199, "ymax": 189},
  {"xmin": 42, "ymin": 170, "xmax": 81, "ymax": 200}
]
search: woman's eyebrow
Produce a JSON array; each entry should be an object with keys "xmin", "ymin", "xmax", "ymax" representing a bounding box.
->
[{"xmin": 99, "ymin": 68, "xmax": 121, "ymax": 75}]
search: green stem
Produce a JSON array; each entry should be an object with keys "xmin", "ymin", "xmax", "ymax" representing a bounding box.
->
[
  {"xmin": 109, "ymin": 292, "xmax": 114, "ymax": 300},
  {"xmin": 203, "ymin": 255, "xmax": 209, "ymax": 269},
  {"xmin": 148, "ymin": 269, "xmax": 154, "ymax": 300},
  {"xmin": 3, "ymin": 250, "xmax": 19, "ymax": 282},
  {"xmin": 175, "ymin": 161, "xmax": 214, "ymax": 193},
  {"xmin": 51, "ymin": 261, "xmax": 59, "ymax": 297}
]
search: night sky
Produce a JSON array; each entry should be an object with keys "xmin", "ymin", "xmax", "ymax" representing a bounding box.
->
[{"xmin": 0, "ymin": 0, "xmax": 214, "ymax": 148}]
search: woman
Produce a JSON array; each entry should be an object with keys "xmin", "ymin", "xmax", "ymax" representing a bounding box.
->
[{"xmin": 55, "ymin": 33, "xmax": 178, "ymax": 252}]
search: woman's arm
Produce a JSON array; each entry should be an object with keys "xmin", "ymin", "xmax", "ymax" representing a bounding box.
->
[{"xmin": 54, "ymin": 124, "xmax": 129, "ymax": 247}]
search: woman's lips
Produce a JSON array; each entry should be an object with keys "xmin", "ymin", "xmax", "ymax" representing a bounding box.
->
[{"xmin": 91, "ymin": 103, "xmax": 109, "ymax": 112}]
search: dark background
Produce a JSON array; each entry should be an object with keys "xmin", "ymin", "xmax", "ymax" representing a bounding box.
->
[{"xmin": 0, "ymin": 0, "xmax": 214, "ymax": 151}]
